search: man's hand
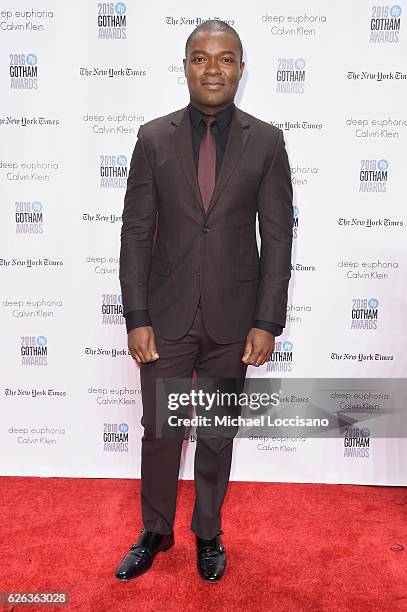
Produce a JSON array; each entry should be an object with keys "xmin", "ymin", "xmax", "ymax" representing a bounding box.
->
[
  {"xmin": 128, "ymin": 326, "xmax": 159, "ymax": 364},
  {"xmin": 242, "ymin": 328, "xmax": 275, "ymax": 367}
]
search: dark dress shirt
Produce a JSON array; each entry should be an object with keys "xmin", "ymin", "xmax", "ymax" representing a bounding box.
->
[{"xmin": 124, "ymin": 103, "xmax": 284, "ymax": 337}]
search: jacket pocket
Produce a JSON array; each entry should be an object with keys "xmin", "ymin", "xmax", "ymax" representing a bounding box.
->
[
  {"xmin": 235, "ymin": 265, "xmax": 259, "ymax": 281},
  {"xmin": 151, "ymin": 257, "xmax": 170, "ymax": 276},
  {"xmin": 241, "ymin": 169, "xmax": 262, "ymax": 178}
]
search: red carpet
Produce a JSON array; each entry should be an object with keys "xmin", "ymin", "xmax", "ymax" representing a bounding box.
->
[{"xmin": 0, "ymin": 477, "xmax": 406, "ymax": 611}]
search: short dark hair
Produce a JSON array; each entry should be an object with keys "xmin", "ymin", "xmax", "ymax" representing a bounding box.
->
[{"xmin": 185, "ymin": 19, "xmax": 243, "ymax": 62}]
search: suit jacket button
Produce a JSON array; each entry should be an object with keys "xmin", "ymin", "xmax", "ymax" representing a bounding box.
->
[{"xmin": 202, "ymin": 226, "xmax": 209, "ymax": 233}]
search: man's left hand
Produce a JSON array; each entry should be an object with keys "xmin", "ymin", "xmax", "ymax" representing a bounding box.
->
[{"xmin": 242, "ymin": 328, "xmax": 275, "ymax": 367}]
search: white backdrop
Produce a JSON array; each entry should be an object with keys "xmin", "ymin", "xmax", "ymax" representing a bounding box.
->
[{"xmin": 1, "ymin": 1, "xmax": 406, "ymax": 485}]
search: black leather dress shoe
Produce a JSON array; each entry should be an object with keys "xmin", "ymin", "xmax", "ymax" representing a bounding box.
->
[
  {"xmin": 115, "ymin": 528, "xmax": 174, "ymax": 581},
  {"xmin": 196, "ymin": 531, "xmax": 226, "ymax": 582}
]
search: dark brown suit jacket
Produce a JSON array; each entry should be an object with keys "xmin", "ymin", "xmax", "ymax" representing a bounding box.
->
[{"xmin": 119, "ymin": 106, "xmax": 293, "ymax": 344}]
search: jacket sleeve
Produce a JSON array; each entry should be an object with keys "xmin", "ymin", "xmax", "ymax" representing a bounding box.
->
[
  {"xmin": 119, "ymin": 126, "xmax": 157, "ymax": 315},
  {"xmin": 254, "ymin": 129, "xmax": 293, "ymax": 326},
  {"xmin": 253, "ymin": 320, "xmax": 284, "ymax": 337},
  {"xmin": 124, "ymin": 309, "xmax": 152, "ymax": 332}
]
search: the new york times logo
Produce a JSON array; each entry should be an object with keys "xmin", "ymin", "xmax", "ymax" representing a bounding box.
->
[
  {"xmin": 370, "ymin": 4, "xmax": 401, "ymax": 42},
  {"xmin": 359, "ymin": 158, "xmax": 388, "ymax": 192},
  {"xmin": 100, "ymin": 154, "xmax": 128, "ymax": 188},
  {"xmin": 344, "ymin": 427, "xmax": 370, "ymax": 458},
  {"xmin": 10, "ymin": 52, "xmax": 38, "ymax": 89},
  {"xmin": 351, "ymin": 298, "xmax": 379, "ymax": 330},
  {"xmin": 101, "ymin": 293, "xmax": 124, "ymax": 324},
  {"xmin": 276, "ymin": 58, "xmax": 306, "ymax": 94},
  {"xmin": 15, "ymin": 201, "xmax": 43, "ymax": 234},
  {"xmin": 103, "ymin": 422, "xmax": 128, "ymax": 452},
  {"xmin": 98, "ymin": 2, "xmax": 127, "ymax": 39},
  {"xmin": 21, "ymin": 335, "xmax": 47, "ymax": 366},
  {"xmin": 293, "ymin": 205, "xmax": 299, "ymax": 239},
  {"xmin": 267, "ymin": 341, "xmax": 293, "ymax": 373}
]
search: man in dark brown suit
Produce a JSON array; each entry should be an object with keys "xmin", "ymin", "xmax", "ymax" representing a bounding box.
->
[{"xmin": 116, "ymin": 20, "xmax": 293, "ymax": 582}]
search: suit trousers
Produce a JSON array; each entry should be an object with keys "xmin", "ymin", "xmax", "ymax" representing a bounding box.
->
[{"xmin": 139, "ymin": 300, "xmax": 248, "ymax": 540}]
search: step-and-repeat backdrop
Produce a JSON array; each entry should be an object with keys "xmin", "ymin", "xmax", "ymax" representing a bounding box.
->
[{"xmin": 1, "ymin": 1, "xmax": 406, "ymax": 485}]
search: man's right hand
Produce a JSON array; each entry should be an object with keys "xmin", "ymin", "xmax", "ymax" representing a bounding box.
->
[{"xmin": 127, "ymin": 326, "xmax": 159, "ymax": 363}]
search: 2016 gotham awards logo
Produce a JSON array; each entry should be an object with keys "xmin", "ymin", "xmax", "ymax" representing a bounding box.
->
[
  {"xmin": 103, "ymin": 422, "xmax": 129, "ymax": 452},
  {"xmin": 21, "ymin": 335, "xmax": 47, "ymax": 366},
  {"xmin": 276, "ymin": 58, "xmax": 306, "ymax": 94},
  {"xmin": 100, "ymin": 154, "xmax": 128, "ymax": 188},
  {"xmin": 370, "ymin": 5, "xmax": 401, "ymax": 42},
  {"xmin": 9, "ymin": 52, "xmax": 38, "ymax": 89},
  {"xmin": 359, "ymin": 159, "xmax": 388, "ymax": 191},
  {"xmin": 98, "ymin": 2, "xmax": 127, "ymax": 38},
  {"xmin": 15, "ymin": 201, "xmax": 43, "ymax": 234},
  {"xmin": 344, "ymin": 427, "xmax": 370, "ymax": 458},
  {"xmin": 267, "ymin": 341, "xmax": 294, "ymax": 372},
  {"xmin": 351, "ymin": 298, "xmax": 379, "ymax": 329},
  {"xmin": 101, "ymin": 294, "xmax": 124, "ymax": 324}
]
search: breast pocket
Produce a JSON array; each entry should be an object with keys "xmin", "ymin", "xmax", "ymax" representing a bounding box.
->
[
  {"xmin": 240, "ymin": 168, "xmax": 262, "ymax": 179},
  {"xmin": 240, "ymin": 152, "xmax": 264, "ymax": 178}
]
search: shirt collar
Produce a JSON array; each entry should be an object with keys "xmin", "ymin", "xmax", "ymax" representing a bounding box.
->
[{"xmin": 188, "ymin": 102, "xmax": 235, "ymax": 133}]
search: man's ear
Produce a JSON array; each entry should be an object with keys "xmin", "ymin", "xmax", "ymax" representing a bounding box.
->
[
  {"xmin": 183, "ymin": 58, "xmax": 187, "ymax": 74},
  {"xmin": 239, "ymin": 61, "xmax": 245, "ymax": 80}
]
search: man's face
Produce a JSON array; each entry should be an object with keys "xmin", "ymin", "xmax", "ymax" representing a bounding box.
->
[{"xmin": 183, "ymin": 30, "xmax": 244, "ymax": 112}]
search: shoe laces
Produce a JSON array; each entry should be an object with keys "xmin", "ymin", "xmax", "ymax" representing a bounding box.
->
[
  {"xmin": 200, "ymin": 547, "xmax": 222, "ymax": 560},
  {"xmin": 129, "ymin": 544, "xmax": 151, "ymax": 562},
  {"xmin": 198, "ymin": 530, "xmax": 224, "ymax": 560}
]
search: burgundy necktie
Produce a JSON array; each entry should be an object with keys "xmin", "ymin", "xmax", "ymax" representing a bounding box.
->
[{"xmin": 198, "ymin": 115, "xmax": 216, "ymax": 212}]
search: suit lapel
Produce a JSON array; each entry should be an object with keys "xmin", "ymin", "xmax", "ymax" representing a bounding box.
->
[
  {"xmin": 170, "ymin": 106, "xmax": 250, "ymax": 217},
  {"xmin": 171, "ymin": 107, "xmax": 203, "ymax": 211},
  {"xmin": 206, "ymin": 109, "xmax": 250, "ymax": 216}
]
